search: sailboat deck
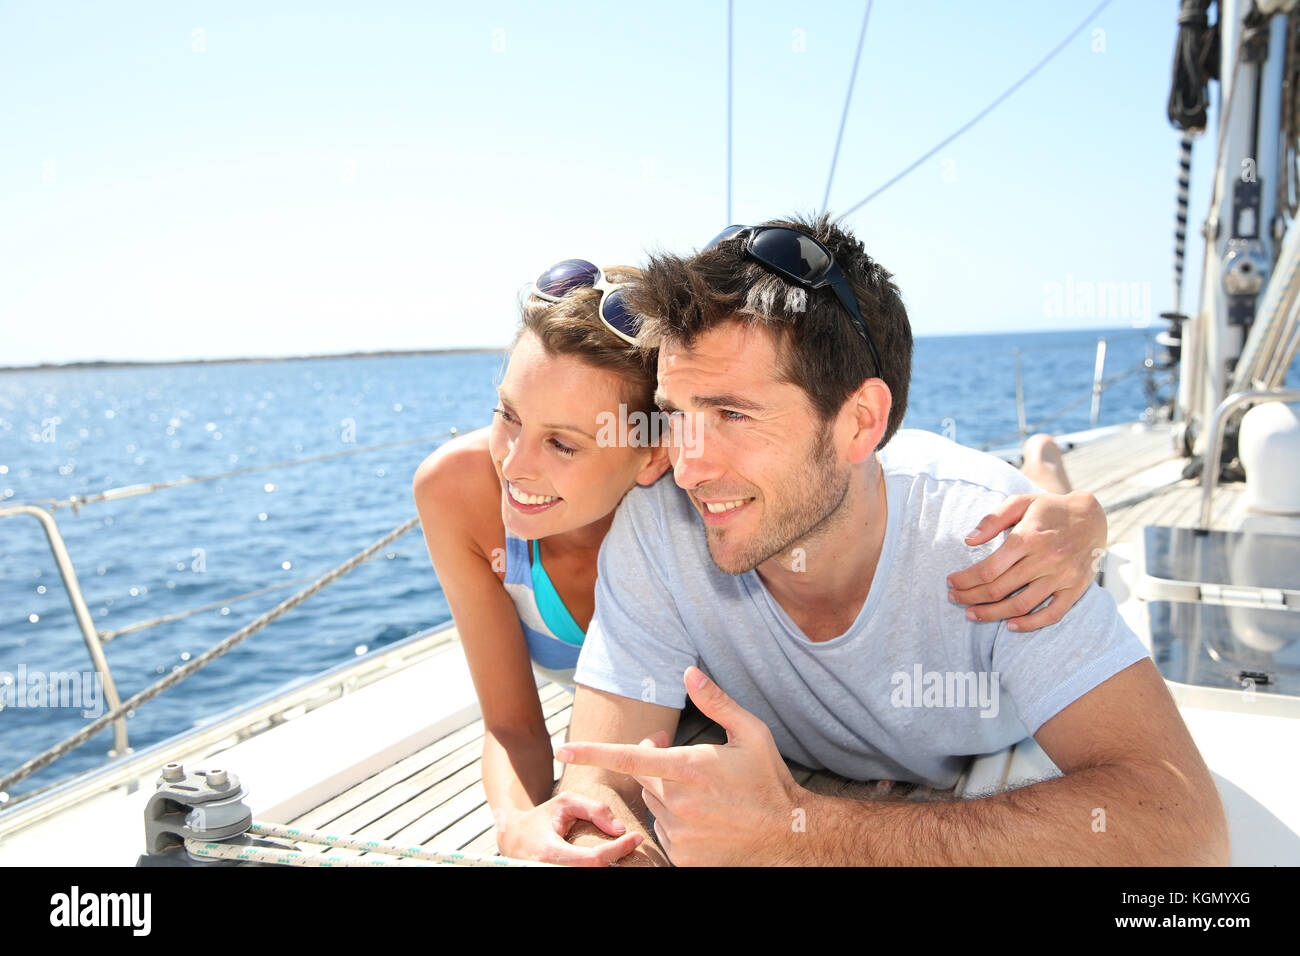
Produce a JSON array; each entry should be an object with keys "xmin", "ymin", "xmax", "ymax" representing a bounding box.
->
[
  {"xmin": 284, "ymin": 682, "xmax": 948, "ymax": 860},
  {"xmin": 285, "ymin": 422, "xmax": 1243, "ymax": 861},
  {"xmin": 1056, "ymin": 423, "xmax": 1243, "ymax": 547}
]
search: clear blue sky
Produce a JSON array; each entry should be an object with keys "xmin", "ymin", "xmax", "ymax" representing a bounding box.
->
[{"xmin": 0, "ymin": 1, "xmax": 1210, "ymax": 365}]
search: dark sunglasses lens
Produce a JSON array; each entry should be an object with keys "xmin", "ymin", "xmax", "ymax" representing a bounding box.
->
[
  {"xmin": 601, "ymin": 290, "xmax": 642, "ymax": 340},
  {"xmin": 749, "ymin": 229, "xmax": 832, "ymax": 282},
  {"xmin": 536, "ymin": 259, "xmax": 600, "ymax": 297},
  {"xmin": 705, "ymin": 224, "xmax": 748, "ymax": 249}
]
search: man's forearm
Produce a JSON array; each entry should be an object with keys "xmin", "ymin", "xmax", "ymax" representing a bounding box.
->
[
  {"xmin": 553, "ymin": 685, "xmax": 682, "ymax": 865},
  {"xmin": 558, "ymin": 768, "xmax": 670, "ymax": 866},
  {"xmin": 793, "ymin": 763, "xmax": 1228, "ymax": 865}
]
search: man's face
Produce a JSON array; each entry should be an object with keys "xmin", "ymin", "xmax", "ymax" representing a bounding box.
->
[{"xmin": 656, "ymin": 321, "xmax": 852, "ymax": 574}]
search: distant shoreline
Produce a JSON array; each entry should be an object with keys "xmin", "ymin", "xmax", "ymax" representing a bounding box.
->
[
  {"xmin": 0, "ymin": 347, "xmax": 507, "ymax": 374},
  {"xmin": 0, "ymin": 326, "xmax": 1149, "ymax": 374}
]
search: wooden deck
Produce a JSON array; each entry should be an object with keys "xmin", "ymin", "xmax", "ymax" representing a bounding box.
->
[
  {"xmin": 1055, "ymin": 422, "xmax": 1243, "ymax": 547},
  {"xmin": 288, "ymin": 683, "xmax": 575, "ymax": 858},
  {"xmin": 285, "ymin": 681, "xmax": 945, "ymax": 861},
  {"xmin": 286, "ymin": 422, "xmax": 1240, "ymax": 861}
]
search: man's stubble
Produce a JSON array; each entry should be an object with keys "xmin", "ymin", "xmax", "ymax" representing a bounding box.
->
[{"xmin": 705, "ymin": 420, "xmax": 853, "ymax": 576}]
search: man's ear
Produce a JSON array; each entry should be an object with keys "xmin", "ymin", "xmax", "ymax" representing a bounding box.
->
[
  {"xmin": 635, "ymin": 443, "xmax": 672, "ymax": 485},
  {"xmin": 845, "ymin": 378, "xmax": 892, "ymax": 464}
]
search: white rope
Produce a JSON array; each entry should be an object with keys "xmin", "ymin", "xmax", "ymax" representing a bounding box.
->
[
  {"xmin": 178, "ymin": 821, "xmax": 553, "ymax": 867},
  {"xmin": 248, "ymin": 821, "xmax": 552, "ymax": 867},
  {"xmin": 185, "ymin": 840, "xmax": 433, "ymax": 867}
]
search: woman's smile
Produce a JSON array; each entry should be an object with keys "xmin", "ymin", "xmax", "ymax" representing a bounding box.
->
[{"xmin": 505, "ymin": 481, "xmax": 563, "ymax": 513}]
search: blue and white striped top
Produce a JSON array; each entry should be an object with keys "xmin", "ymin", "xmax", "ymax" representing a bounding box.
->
[{"xmin": 501, "ymin": 533, "xmax": 585, "ymax": 688}]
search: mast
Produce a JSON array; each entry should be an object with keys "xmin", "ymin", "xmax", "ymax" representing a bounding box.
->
[
  {"xmin": 726, "ymin": 0, "xmax": 732, "ymax": 225},
  {"xmin": 1180, "ymin": 1, "xmax": 1290, "ymax": 457}
]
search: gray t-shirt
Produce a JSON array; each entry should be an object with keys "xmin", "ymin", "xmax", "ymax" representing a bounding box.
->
[{"xmin": 573, "ymin": 429, "xmax": 1150, "ymax": 789}]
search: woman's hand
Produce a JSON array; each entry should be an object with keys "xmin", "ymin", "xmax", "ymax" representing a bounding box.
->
[
  {"xmin": 497, "ymin": 792, "xmax": 644, "ymax": 866},
  {"xmin": 946, "ymin": 491, "xmax": 1107, "ymax": 631}
]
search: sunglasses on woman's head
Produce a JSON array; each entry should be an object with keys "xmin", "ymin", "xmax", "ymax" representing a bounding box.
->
[
  {"xmin": 530, "ymin": 259, "xmax": 644, "ymax": 347},
  {"xmin": 705, "ymin": 225, "xmax": 883, "ymax": 380}
]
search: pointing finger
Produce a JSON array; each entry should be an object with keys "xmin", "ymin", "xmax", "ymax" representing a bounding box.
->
[{"xmin": 555, "ymin": 741, "xmax": 693, "ymax": 781}]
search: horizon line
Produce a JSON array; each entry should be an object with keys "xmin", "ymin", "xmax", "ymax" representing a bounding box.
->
[{"xmin": 0, "ymin": 324, "xmax": 1153, "ymax": 374}]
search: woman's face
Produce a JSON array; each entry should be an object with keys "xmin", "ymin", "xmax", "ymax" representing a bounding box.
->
[{"xmin": 489, "ymin": 329, "xmax": 664, "ymax": 541}]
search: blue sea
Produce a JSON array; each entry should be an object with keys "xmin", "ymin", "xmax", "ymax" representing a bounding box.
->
[{"xmin": 0, "ymin": 326, "xmax": 1241, "ymax": 796}]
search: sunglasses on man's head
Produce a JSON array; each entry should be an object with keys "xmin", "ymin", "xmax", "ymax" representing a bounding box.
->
[
  {"xmin": 530, "ymin": 259, "xmax": 644, "ymax": 347},
  {"xmin": 705, "ymin": 225, "xmax": 883, "ymax": 380}
]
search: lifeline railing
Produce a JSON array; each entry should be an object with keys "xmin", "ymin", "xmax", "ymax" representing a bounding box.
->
[
  {"xmin": 0, "ymin": 428, "xmax": 461, "ymax": 797},
  {"xmin": 968, "ymin": 336, "xmax": 1170, "ymax": 452}
]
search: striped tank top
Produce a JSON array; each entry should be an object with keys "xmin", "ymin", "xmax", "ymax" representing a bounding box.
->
[{"xmin": 501, "ymin": 533, "xmax": 585, "ymax": 688}]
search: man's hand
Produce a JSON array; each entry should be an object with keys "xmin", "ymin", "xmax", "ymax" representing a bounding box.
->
[
  {"xmin": 557, "ymin": 667, "xmax": 803, "ymax": 866},
  {"xmin": 497, "ymin": 793, "xmax": 644, "ymax": 866},
  {"xmin": 947, "ymin": 490, "xmax": 1107, "ymax": 631}
]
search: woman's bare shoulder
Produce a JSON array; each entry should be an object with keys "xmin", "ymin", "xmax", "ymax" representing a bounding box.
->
[{"xmin": 413, "ymin": 427, "xmax": 501, "ymax": 519}]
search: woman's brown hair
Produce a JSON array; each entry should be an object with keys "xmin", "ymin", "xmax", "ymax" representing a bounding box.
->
[{"xmin": 510, "ymin": 265, "xmax": 658, "ymax": 419}]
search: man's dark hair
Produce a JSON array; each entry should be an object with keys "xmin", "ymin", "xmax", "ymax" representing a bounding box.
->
[{"xmin": 624, "ymin": 212, "xmax": 913, "ymax": 448}]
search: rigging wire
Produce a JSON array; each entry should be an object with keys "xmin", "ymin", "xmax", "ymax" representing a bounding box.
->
[
  {"xmin": 20, "ymin": 429, "xmax": 459, "ymax": 516},
  {"xmin": 834, "ymin": 0, "xmax": 1114, "ymax": 221},
  {"xmin": 0, "ymin": 516, "xmax": 422, "ymax": 795},
  {"xmin": 98, "ymin": 540, "xmax": 427, "ymax": 643},
  {"xmin": 726, "ymin": 0, "xmax": 733, "ymax": 224},
  {"xmin": 823, "ymin": 1, "xmax": 875, "ymax": 210}
]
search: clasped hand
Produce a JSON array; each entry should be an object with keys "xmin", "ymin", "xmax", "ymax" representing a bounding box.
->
[{"xmin": 557, "ymin": 666, "xmax": 804, "ymax": 866}]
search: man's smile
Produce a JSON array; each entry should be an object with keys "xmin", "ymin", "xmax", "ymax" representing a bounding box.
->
[{"xmin": 693, "ymin": 493, "xmax": 756, "ymax": 525}]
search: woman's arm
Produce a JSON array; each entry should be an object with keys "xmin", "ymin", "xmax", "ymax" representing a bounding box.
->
[
  {"xmin": 415, "ymin": 431, "xmax": 552, "ymax": 805},
  {"xmin": 412, "ymin": 431, "xmax": 639, "ymax": 864},
  {"xmin": 946, "ymin": 490, "xmax": 1108, "ymax": 631}
]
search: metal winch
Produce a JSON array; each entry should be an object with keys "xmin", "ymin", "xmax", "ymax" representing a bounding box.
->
[{"xmin": 136, "ymin": 763, "xmax": 261, "ymax": 866}]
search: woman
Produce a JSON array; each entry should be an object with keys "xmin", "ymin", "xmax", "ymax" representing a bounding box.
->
[{"xmin": 412, "ymin": 261, "xmax": 1105, "ymax": 865}]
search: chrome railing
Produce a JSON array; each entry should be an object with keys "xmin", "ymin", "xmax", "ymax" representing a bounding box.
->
[
  {"xmin": 1198, "ymin": 388, "xmax": 1300, "ymax": 530},
  {"xmin": 0, "ymin": 429, "xmax": 459, "ymax": 796},
  {"xmin": 0, "ymin": 504, "xmax": 129, "ymax": 755},
  {"xmin": 978, "ymin": 338, "xmax": 1157, "ymax": 452}
]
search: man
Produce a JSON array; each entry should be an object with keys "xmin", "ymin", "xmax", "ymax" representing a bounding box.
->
[{"xmin": 553, "ymin": 214, "xmax": 1228, "ymax": 866}]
